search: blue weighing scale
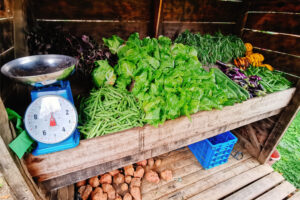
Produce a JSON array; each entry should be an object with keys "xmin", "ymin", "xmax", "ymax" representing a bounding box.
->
[{"xmin": 1, "ymin": 55, "xmax": 80, "ymax": 156}]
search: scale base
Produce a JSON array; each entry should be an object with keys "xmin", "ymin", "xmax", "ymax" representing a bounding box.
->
[{"xmin": 32, "ymin": 130, "xmax": 80, "ymax": 156}]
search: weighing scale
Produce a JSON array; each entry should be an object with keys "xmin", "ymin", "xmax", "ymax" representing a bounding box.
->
[{"xmin": 1, "ymin": 55, "xmax": 80, "ymax": 156}]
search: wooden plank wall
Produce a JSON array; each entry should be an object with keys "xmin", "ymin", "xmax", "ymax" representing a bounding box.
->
[
  {"xmin": 27, "ymin": 0, "xmax": 245, "ymax": 42},
  {"xmin": 241, "ymin": 0, "xmax": 300, "ymax": 76}
]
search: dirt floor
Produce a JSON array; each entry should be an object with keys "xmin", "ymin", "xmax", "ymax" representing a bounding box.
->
[{"xmin": 273, "ymin": 111, "xmax": 300, "ymax": 189}]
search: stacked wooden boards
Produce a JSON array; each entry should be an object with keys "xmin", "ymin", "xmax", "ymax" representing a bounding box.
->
[
  {"xmin": 24, "ymin": 88, "xmax": 296, "ymax": 191},
  {"xmin": 139, "ymin": 147, "xmax": 298, "ymax": 200}
]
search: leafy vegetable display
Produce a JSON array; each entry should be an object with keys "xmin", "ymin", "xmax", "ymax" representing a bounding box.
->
[
  {"xmin": 26, "ymin": 24, "xmax": 118, "ymax": 76},
  {"xmin": 244, "ymin": 67, "xmax": 292, "ymax": 93},
  {"xmin": 217, "ymin": 62, "xmax": 266, "ymax": 98},
  {"xmin": 78, "ymin": 86, "xmax": 144, "ymax": 138},
  {"xmin": 174, "ymin": 30, "xmax": 245, "ymax": 65},
  {"xmin": 102, "ymin": 33, "xmax": 249, "ymax": 126}
]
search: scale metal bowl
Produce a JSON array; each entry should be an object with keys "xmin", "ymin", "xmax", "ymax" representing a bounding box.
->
[{"xmin": 1, "ymin": 55, "xmax": 78, "ymax": 87}]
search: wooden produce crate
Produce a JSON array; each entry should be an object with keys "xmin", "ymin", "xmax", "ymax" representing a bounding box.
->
[{"xmin": 24, "ymin": 88, "xmax": 295, "ymax": 190}]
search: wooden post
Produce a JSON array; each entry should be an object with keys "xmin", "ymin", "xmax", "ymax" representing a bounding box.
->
[
  {"xmin": 258, "ymin": 80, "xmax": 300, "ymax": 163},
  {"xmin": 13, "ymin": 0, "xmax": 28, "ymax": 57},
  {"xmin": 0, "ymin": 98, "xmax": 37, "ymax": 199},
  {"xmin": 153, "ymin": 0, "xmax": 163, "ymax": 38}
]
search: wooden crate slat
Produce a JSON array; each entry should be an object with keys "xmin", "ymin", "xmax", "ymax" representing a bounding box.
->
[
  {"xmin": 162, "ymin": 0, "xmax": 243, "ymax": 22},
  {"xmin": 289, "ymin": 191, "xmax": 300, "ymax": 200},
  {"xmin": 188, "ymin": 164, "xmax": 274, "ymax": 200},
  {"xmin": 249, "ymin": 0, "xmax": 300, "ymax": 12},
  {"xmin": 255, "ymin": 181, "xmax": 296, "ymax": 200},
  {"xmin": 23, "ymin": 88, "xmax": 295, "ymax": 186},
  {"xmin": 30, "ymin": 0, "xmax": 153, "ymax": 20},
  {"xmin": 224, "ymin": 172, "xmax": 285, "ymax": 200},
  {"xmin": 161, "ymin": 22, "xmax": 235, "ymax": 40},
  {"xmin": 145, "ymin": 156, "xmax": 256, "ymax": 200},
  {"xmin": 0, "ymin": 19, "xmax": 13, "ymax": 54},
  {"xmin": 246, "ymin": 13, "xmax": 300, "ymax": 35},
  {"xmin": 242, "ymin": 30, "xmax": 300, "ymax": 56},
  {"xmin": 253, "ymin": 48, "xmax": 300, "ymax": 77}
]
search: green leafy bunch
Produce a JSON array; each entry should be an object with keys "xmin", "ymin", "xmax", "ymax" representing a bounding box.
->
[{"xmin": 101, "ymin": 33, "xmax": 247, "ymax": 126}]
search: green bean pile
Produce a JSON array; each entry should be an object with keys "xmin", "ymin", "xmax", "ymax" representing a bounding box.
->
[{"xmin": 78, "ymin": 86, "xmax": 144, "ymax": 138}]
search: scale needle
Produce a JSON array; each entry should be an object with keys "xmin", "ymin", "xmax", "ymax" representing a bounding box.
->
[{"xmin": 50, "ymin": 112, "xmax": 56, "ymax": 126}]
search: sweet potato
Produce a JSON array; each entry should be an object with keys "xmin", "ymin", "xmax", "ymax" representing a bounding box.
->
[
  {"xmin": 78, "ymin": 186, "xmax": 86, "ymax": 196},
  {"xmin": 133, "ymin": 166, "xmax": 144, "ymax": 178},
  {"xmin": 81, "ymin": 185, "xmax": 93, "ymax": 200},
  {"xmin": 92, "ymin": 192, "xmax": 108, "ymax": 200},
  {"xmin": 124, "ymin": 165, "xmax": 134, "ymax": 176},
  {"xmin": 145, "ymin": 170, "xmax": 160, "ymax": 184},
  {"xmin": 113, "ymin": 173, "xmax": 125, "ymax": 185},
  {"xmin": 91, "ymin": 187, "xmax": 103, "ymax": 199},
  {"xmin": 102, "ymin": 184, "xmax": 113, "ymax": 193},
  {"xmin": 108, "ymin": 169, "xmax": 120, "ymax": 176},
  {"xmin": 136, "ymin": 160, "xmax": 147, "ymax": 167},
  {"xmin": 89, "ymin": 176, "xmax": 100, "ymax": 187},
  {"xmin": 147, "ymin": 158, "xmax": 154, "ymax": 168},
  {"xmin": 125, "ymin": 175, "xmax": 132, "ymax": 184},
  {"xmin": 115, "ymin": 183, "xmax": 128, "ymax": 196},
  {"xmin": 160, "ymin": 169, "xmax": 173, "ymax": 181},
  {"xmin": 144, "ymin": 165, "xmax": 152, "ymax": 173},
  {"xmin": 107, "ymin": 188, "xmax": 116, "ymax": 200},
  {"xmin": 76, "ymin": 180, "xmax": 87, "ymax": 187},
  {"xmin": 130, "ymin": 178, "xmax": 141, "ymax": 188},
  {"xmin": 155, "ymin": 159, "xmax": 161, "ymax": 168},
  {"xmin": 130, "ymin": 187, "xmax": 141, "ymax": 200},
  {"xmin": 123, "ymin": 193, "xmax": 132, "ymax": 200},
  {"xmin": 115, "ymin": 196, "xmax": 122, "ymax": 200},
  {"xmin": 100, "ymin": 174, "xmax": 112, "ymax": 184}
]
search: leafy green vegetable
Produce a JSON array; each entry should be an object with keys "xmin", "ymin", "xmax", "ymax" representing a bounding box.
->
[
  {"xmin": 92, "ymin": 60, "xmax": 116, "ymax": 87},
  {"xmin": 103, "ymin": 35, "xmax": 124, "ymax": 54},
  {"xmin": 104, "ymin": 33, "xmax": 248, "ymax": 126},
  {"xmin": 78, "ymin": 86, "xmax": 144, "ymax": 138},
  {"xmin": 244, "ymin": 67, "xmax": 292, "ymax": 93},
  {"xmin": 175, "ymin": 30, "xmax": 245, "ymax": 65}
]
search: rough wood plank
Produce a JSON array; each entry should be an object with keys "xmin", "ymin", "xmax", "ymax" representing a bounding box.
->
[
  {"xmin": 242, "ymin": 29, "xmax": 300, "ymax": 56},
  {"xmin": 224, "ymin": 172, "xmax": 285, "ymax": 200},
  {"xmin": 0, "ymin": 98, "xmax": 37, "ymax": 200},
  {"xmin": 289, "ymin": 191, "xmax": 300, "ymax": 200},
  {"xmin": 255, "ymin": 181, "xmax": 296, "ymax": 200},
  {"xmin": 188, "ymin": 164, "xmax": 274, "ymax": 200},
  {"xmin": 246, "ymin": 124, "xmax": 261, "ymax": 151},
  {"xmin": 161, "ymin": 22, "xmax": 235, "ymax": 40},
  {"xmin": 246, "ymin": 13, "xmax": 300, "ymax": 35},
  {"xmin": 0, "ymin": 19, "xmax": 13, "ymax": 53},
  {"xmin": 162, "ymin": 0, "xmax": 243, "ymax": 22},
  {"xmin": 144, "ymin": 156, "xmax": 255, "ymax": 200},
  {"xmin": 253, "ymin": 48, "xmax": 300, "ymax": 77},
  {"xmin": 234, "ymin": 131, "xmax": 260, "ymax": 158},
  {"xmin": 57, "ymin": 185, "xmax": 74, "ymax": 200},
  {"xmin": 258, "ymin": 81, "xmax": 300, "ymax": 163},
  {"xmin": 249, "ymin": 0, "xmax": 300, "ymax": 12},
  {"xmin": 37, "ymin": 21, "xmax": 151, "ymax": 43},
  {"xmin": 14, "ymin": 0, "xmax": 28, "ymax": 57},
  {"xmin": 30, "ymin": 0, "xmax": 153, "ymax": 20}
]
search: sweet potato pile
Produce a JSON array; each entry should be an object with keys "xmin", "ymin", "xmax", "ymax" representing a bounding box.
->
[{"xmin": 76, "ymin": 157, "xmax": 172, "ymax": 200}]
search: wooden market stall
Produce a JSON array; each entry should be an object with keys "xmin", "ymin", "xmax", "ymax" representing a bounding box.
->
[{"xmin": 0, "ymin": 0, "xmax": 300, "ymax": 199}]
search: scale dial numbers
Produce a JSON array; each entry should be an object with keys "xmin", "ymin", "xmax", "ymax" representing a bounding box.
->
[{"xmin": 24, "ymin": 95, "xmax": 78, "ymax": 144}]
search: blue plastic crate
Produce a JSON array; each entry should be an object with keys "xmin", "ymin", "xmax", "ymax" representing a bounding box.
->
[{"xmin": 188, "ymin": 131, "xmax": 238, "ymax": 169}]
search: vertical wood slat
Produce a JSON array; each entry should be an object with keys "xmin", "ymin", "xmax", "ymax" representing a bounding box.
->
[
  {"xmin": 153, "ymin": 0, "xmax": 163, "ymax": 38},
  {"xmin": 13, "ymin": 0, "xmax": 28, "ymax": 57},
  {"xmin": 258, "ymin": 80, "xmax": 300, "ymax": 163}
]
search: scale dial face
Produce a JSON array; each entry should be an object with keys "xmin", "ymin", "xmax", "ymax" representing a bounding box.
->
[{"xmin": 24, "ymin": 95, "xmax": 78, "ymax": 144}]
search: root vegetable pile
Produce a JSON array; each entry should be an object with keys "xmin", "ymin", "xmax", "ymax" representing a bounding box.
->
[{"xmin": 76, "ymin": 157, "xmax": 172, "ymax": 200}]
